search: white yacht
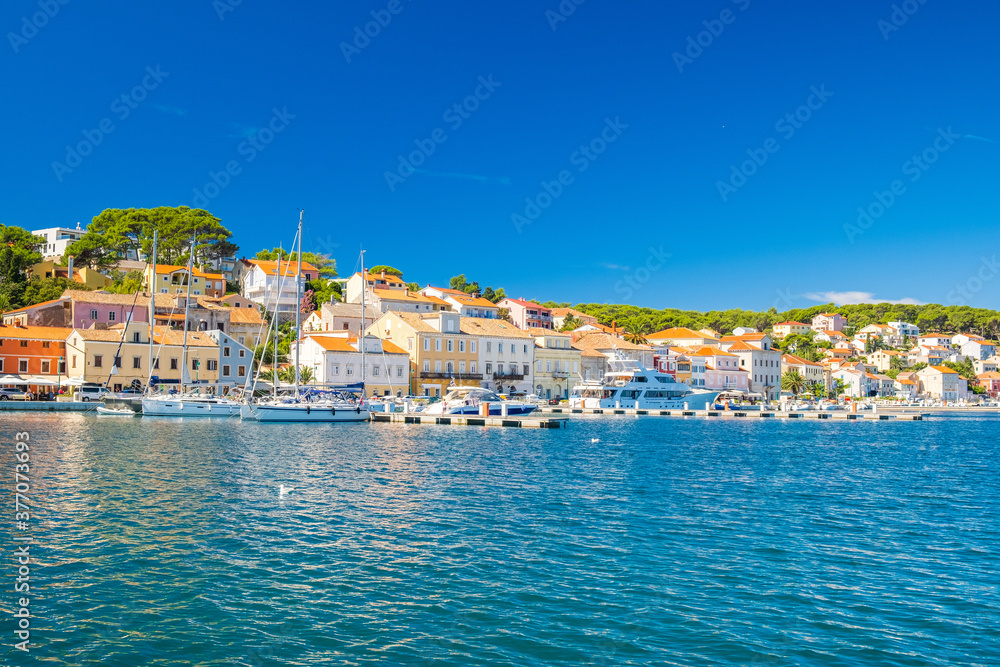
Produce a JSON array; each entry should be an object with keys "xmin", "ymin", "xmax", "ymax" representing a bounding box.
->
[
  {"xmin": 142, "ymin": 391, "xmax": 243, "ymax": 417},
  {"xmin": 569, "ymin": 351, "xmax": 720, "ymax": 410},
  {"xmin": 240, "ymin": 391, "xmax": 370, "ymax": 422},
  {"xmin": 424, "ymin": 387, "xmax": 537, "ymax": 416}
]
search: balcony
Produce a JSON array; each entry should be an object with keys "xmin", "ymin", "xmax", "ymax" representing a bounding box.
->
[
  {"xmin": 420, "ymin": 372, "xmax": 483, "ymax": 381},
  {"xmin": 493, "ymin": 372, "xmax": 525, "ymax": 381},
  {"xmin": 551, "ymin": 370, "xmax": 570, "ymax": 378}
]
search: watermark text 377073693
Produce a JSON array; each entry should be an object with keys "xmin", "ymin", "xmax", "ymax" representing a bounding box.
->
[{"xmin": 12, "ymin": 431, "xmax": 33, "ymax": 653}]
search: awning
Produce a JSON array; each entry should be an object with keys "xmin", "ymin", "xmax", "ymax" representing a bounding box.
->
[
  {"xmin": 23, "ymin": 376, "xmax": 60, "ymax": 386},
  {"xmin": 0, "ymin": 374, "xmax": 29, "ymax": 385},
  {"xmin": 60, "ymin": 377, "xmax": 89, "ymax": 387}
]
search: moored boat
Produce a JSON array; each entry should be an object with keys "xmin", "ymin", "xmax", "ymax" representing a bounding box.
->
[{"xmin": 569, "ymin": 351, "xmax": 720, "ymax": 410}]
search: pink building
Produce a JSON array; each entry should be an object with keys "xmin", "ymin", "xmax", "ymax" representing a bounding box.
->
[
  {"xmin": 1, "ymin": 292, "xmax": 151, "ymax": 329},
  {"xmin": 694, "ymin": 346, "xmax": 749, "ymax": 392},
  {"xmin": 496, "ymin": 298, "xmax": 553, "ymax": 330},
  {"xmin": 811, "ymin": 312, "xmax": 846, "ymax": 332}
]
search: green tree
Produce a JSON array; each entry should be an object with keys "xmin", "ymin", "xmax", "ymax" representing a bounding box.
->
[
  {"xmin": 781, "ymin": 370, "xmax": 806, "ymax": 396},
  {"xmin": 306, "ymin": 277, "xmax": 340, "ymax": 305},
  {"xmin": 0, "ymin": 225, "xmax": 44, "ymax": 287},
  {"xmin": 498, "ymin": 308, "xmax": 511, "ymax": 323},
  {"xmin": 621, "ymin": 316, "xmax": 652, "ymax": 344},
  {"xmin": 368, "ymin": 265, "xmax": 403, "ymax": 277},
  {"xmin": 65, "ymin": 207, "xmax": 237, "ymax": 269},
  {"xmin": 22, "ymin": 277, "xmax": 90, "ymax": 306},
  {"xmin": 406, "ymin": 282, "xmax": 421, "ymax": 292},
  {"xmin": 560, "ymin": 315, "xmax": 583, "ymax": 332},
  {"xmin": 807, "ymin": 381, "xmax": 826, "ymax": 398},
  {"xmin": 106, "ymin": 270, "xmax": 144, "ymax": 295}
]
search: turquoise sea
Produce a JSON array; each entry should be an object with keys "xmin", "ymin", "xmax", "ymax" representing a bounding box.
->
[{"xmin": 2, "ymin": 413, "xmax": 999, "ymax": 666}]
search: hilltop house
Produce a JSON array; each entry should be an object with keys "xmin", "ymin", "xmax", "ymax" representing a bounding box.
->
[
  {"xmin": 812, "ymin": 313, "xmax": 846, "ymax": 332},
  {"xmin": 496, "ymin": 298, "xmax": 553, "ymax": 330}
]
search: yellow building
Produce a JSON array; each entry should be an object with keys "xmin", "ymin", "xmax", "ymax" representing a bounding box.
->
[
  {"xmin": 144, "ymin": 264, "xmax": 226, "ymax": 298},
  {"xmin": 368, "ymin": 310, "xmax": 479, "ymax": 397},
  {"xmin": 29, "ymin": 260, "xmax": 112, "ymax": 290},
  {"xmin": 772, "ymin": 321, "xmax": 811, "ymax": 338},
  {"xmin": 65, "ymin": 321, "xmax": 219, "ymax": 391},
  {"xmin": 529, "ymin": 329, "xmax": 581, "ymax": 400}
]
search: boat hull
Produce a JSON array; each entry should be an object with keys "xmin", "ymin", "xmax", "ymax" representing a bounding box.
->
[
  {"xmin": 570, "ymin": 390, "xmax": 721, "ymax": 411},
  {"xmin": 240, "ymin": 403, "xmax": 370, "ymax": 422},
  {"xmin": 142, "ymin": 398, "xmax": 242, "ymax": 417},
  {"xmin": 431, "ymin": 404, "xmax": 537, "ymax": 416}
]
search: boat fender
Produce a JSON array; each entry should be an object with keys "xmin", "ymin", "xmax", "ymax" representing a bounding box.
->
[
  {"xmin": 306, "ymin": 405, "xmax": 310, "ymax": 414},
  {"xmin": 356, "ymin": 407, "xmax": 360, "ymax": 414},
  {"xmin": 331, "ymin": 407, "xmax": 336, "ymax": 415}
]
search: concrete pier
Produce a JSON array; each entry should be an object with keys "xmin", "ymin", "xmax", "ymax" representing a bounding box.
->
[
  {"xmin": 0, "ymin": 401, "xmax": 97, "ymax": 412},
  {"xmin": 371, "ymin": 413, "xmax": 568, "ymax": 428},
  {"xmin": 538, "ymin": 407, "xmax": 923, "ymax": 421}
]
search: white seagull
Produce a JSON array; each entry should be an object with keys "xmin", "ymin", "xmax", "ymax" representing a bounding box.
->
[{"xmin": 279, "ymin": 484, "xmax": 294, "ymax": 497}]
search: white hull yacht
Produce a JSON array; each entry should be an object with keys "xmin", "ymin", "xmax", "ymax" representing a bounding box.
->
[{"xmin": 569, "ymin": 351, "xmax": 720, "ymax": 410}]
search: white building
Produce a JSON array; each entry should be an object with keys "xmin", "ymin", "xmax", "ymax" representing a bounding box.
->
[
  {"xmin": 32, "ymin": 224, "xmax": 87, "ymax": 259},
  {"xmin": 422, "ymin": 286, "xmax": 499, "ymax": 319},
  {"xmin": 888, "ymin": 321, "xmax": 919, "ymax": 339},
  {"xmin": 294, "ymin": 332, "xmax": 410, "ymax": 396},
  {"xmin": 238, "ymin": 259, "xmax": 318, "ymax": 318},
  {"xmin": 916, "ymin": 365, "xmax": 962, "ymax": 401},
  {"xmin": 206, "ymin": 330, "xmax": 253, "ymax": 389},
  {"xmin": 718, "ymin": 333, "xmax": 783, "ymax": 400},
  {"xmin": 459, "ymin": 317, "xmax": 535, "ymax": 394}
]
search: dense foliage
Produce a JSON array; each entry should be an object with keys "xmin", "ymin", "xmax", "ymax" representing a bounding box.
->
[{"xmin": 254, "ymin": 248, "xmax": 337, "ymax": 277}]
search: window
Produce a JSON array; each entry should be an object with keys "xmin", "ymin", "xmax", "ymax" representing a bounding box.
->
[
  {"xmin": 133, "ymin": 357, "xmax": 141, "ymax": 369},
  {"xmin": 154, "ymin": 359, "xmax": 159, "ymax": 370},
  {"xmin": 537, "ymin": 360, "xmax": 543, "ymax": 371},
  {"xmin": 192, "ymin": 359, "xmax": 199, "ymax": 370},
  {"xmin": 511, "ymin": 344, "xmax": 516, "ymax": 354},
  {"xmin": 485, "ymin": 362, "xmax": 492, "ymax": 374},
  {"xmin": 238, "ymin": 366, "xmax": 246, "ymax": 377},
  {"xmin": 58, "ymin": 360, "xmax": 65, "ymax": 373},
  {"xmin": 20, "ymin": 340, "xmax": 27, "ymax": 348},
  {"xmin": 459, "ymin": 340, "xmax": 465, "ymax": 353},
  {"xmin": 459, "ymin": 361, "xmax": 466, "ymax": 373},
  {"xmin": 435, "ymin": 338, "xmax": 441, "ymax": 351},
  {"xmin": 238, "ymin": 350, "xmax": 246, "ymax": 358},
  {"xmin": 471, "ymin": 362, "xmax": 477, "ymax": 373},
  {"xmin": 407, "ymin": 338, "xmax": 413, "ymax": 351},
  {"xmin": 447, "ymin": 339, "xmax": 453, "ymax": 352},
  {"xmin": 372, "ymin": 366, "xmax": 380, "ymax": 377},
  {"xmin": 332, "ymin": 364, "xmax": 340, "ymax": 375},
  {"xmin": 346, "ymin": 365, "xmax": 354, "ymax": 376},
  {"xmin": 486, "ymin": 342, "xmax": 492, "ymax": 353},
  {"xmin": 446, "ymin": 361, "xmax": 454, "ymax": 374},
  {"xmin": 424, "ymin": 338, "xmax": 430, "ymax": 351},
  {"xmin": 435, "ymin": 360, "xmax": 442, "ymax": 372},
  {"xmin": 19, "ymin": 360, "xmax": 28, "ymax": 373},
  {"xmin": 523, "ymin": 364, "xmax": 529, "ymax": 376},
  {"xmin": 42, "ymin": 341, "xmax": 50, "ymax": 348},
  {"xmin": 524, "ymin": 344, "xmax": 528, "ymax": 354},
  {"xmin": 238, "ymin": 336, "xmax": 245, "ymax": 345},
  {"xmin": 70, "ymin": 356, "xmax": 76, "ymax": 369},
  {"xmin": 423, "ymin": 360, "xmax": 430, "ymax": 372},
  {"xmin": 207, "ymin": 360, "xmax": 217, "ymax": 371},
  {"xmin": 170, "ymin": 358, "xmax": 178, "ymax": 370},
  {"xmin": 94, "ymin": 355, "xmax": 103, "ymax": 368},
  {"xmin": 90, "ymin": 309, "xmax": 98, "ymax": 320},
  {"xmin": 546, "ymin": 361, "xmax": 552, "ymax": 372},
  {"xmin": 113, "ymin": 356, "xmax": 122, "ymax": 368},
  {"xmin": 397, "ymin": 366, "xmax": 404, "ymax": 377},
  {"xmin": 223, "ymin": 346, "xmax": 231, "ymax": 356},
  {"xmin": 573, "ymin": 362, "xmax": 578, "ymax": 373},
  {"xmin": 108, "ymin": 311, "xmax": 116, "ymax": 321},
  {"xmin": 471, "ymin": 341, "xmax": 477, "ymax": 353}
]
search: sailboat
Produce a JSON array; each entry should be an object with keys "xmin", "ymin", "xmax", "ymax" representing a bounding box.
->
[
  {"xmin": 142, "ymin": 234, "xmax": 241, "ymax": 417},
  {"xmin": 240, "ymin": 212, "xmax": 370, "ymax": 423}
]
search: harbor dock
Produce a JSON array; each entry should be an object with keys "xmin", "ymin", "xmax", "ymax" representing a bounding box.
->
[
  {"xmin": 538, "ymin": 407, "xmax": 924, "ymax": 421},
  {"xmin": 371, "ymin": 413, "xmax": 569, "ymax": 428}
]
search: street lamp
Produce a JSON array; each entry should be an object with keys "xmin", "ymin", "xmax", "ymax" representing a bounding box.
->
[{"xmin": 57, "ymin": 355, "xmax": 63, "ymax": 397}]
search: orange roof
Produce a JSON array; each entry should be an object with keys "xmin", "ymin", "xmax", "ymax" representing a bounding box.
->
[
  {"xmin": 648, "ymin": 327, "xmax": 715, "ymax": 341},
  {"xmin": 782, "ymin": 354, "xmax": 821, "ymax": 366},
  {"xmin": 690, "ymin": 345, "xmax": 736, "ymax": 357},
  {"xmin": 898, "ymin": 379, "xmax": 917, "ymax": 385},
  {"xmin": 1, "ymin": 297, "xmax": 68, "ymax": 314},
  {"xmin": 977, "ymin": 371, "xmax": 1000, "ymax": 379},
  {"xmin": 720, "ymin": 333, "xmax": 768, "ymax": 342},
  {"xmin": 373, "ymin": 289, "xmax": 448, "ymax": 306},
  {"xmin": 572, "ymin": 332, "xmax": 648, "ymax": 351},
  {"xmin": 248, "ymin": 259, "xmax": 319, "ymax": 277},
  {"xmin": 151, "ymin": 327, "xmax": 217, "ymax": 347},
  {"xmin": 0, "ymin": 325, "xmax": 71, "ymax": 340},
  {"xmin": 357, "ymin": 271, "xmax": 405, "ymax": 285},
  {"xmin": 446, "ymin": 292, "xmax": 497, "ymax": 308},
  {"xmin": 307, "ymin": 335, "xmax": 406, "ymax": 355},
  {"xmin": 153, "ymin": 264, "xmax": 224, "ymax": 280},
  {"xmin": 927, "ymin": 365, "xmax": 959, "ymax": 374},
  {"xmin": 726, "ymin": 341, "xmax": 758, "ymax": 352}
]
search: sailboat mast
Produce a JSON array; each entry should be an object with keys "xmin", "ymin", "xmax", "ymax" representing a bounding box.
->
[
  {"xmin": 274, "ymin": 251, "xmax": 281, "ymax": 399},
  {"xmin": 147, "ymin": 230, "xmax": 157, "ymax": 384},
  {"xmin": 366, "ymin": 250, "xmax": 368, "ymax": 405},
  {"xmin": 180, "ymin": 233, "xmax": 195, "ymax": 392},
  {"xmin": 294, "ymin": 211, "xmax": 303, "ymax": 396}
]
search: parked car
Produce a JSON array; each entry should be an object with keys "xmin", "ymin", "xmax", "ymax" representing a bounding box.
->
[
  {"xmin": 0, "ymin": 387, "xmax": 29, "ymax": 401},
  {"xmin": 76, "ymin": 384, "xmax": 111, "ymax": 402},
  {"xmin": 547, "ymin": 397, "xmax": 563, "ymax": 405}
]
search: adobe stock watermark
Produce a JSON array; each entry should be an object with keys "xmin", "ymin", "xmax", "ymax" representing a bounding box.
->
[
  {"xmin": 877, "ymin": 0, "xmax": 930, "ymax": 41},
  {"xmin": 511, "ymin": 117, "xmax": 628, "ymax": 233},
  {"xmin": 7, "ymin": 0, "xmax": 70, "ymax": 54},
  {"xmin": 613, "ymin": 246, "xmax": 671, "ymax": 300},
  {"xmin": 947, "ymin": 255, "xmax": 1000, "ymax": 305},
  {"xmin": 191, "ymin": 107, "xmax": 296, "ymax": 207},
  {"xmin": 384, "ymin": 75, "xmax": 502, "ymax": 192},
  {"xmin": 213, "ymin": 0, "xmax": 244, "ymax": 21},
  {"xmin": 51, "ymin": 65, "xmax": 169, "ymax": 182},
  {"xmin": 842, "ymin": 126, "xmax": 959, "ymax": 243},
  {"xmin": 340, "ymin": 0, "xmax": 414, "ymax": 64},
  {"xmin": 545, "ymin": 0, "xmax": 586, "ymax": 31},
  {"xmin": 672, "ymin": 0, "xmax": 751, "ymax": 73},
  {"xmin": 716, "ymin": 84, "xmax": 833, "ymax": 201}
]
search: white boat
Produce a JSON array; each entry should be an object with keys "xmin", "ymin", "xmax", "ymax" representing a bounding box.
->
[
  {"xmin": 142, "ymin": 393, "xmax": 242, "ymax": 417},
  {"xmin": 569, "ymin": 351, "xmax": 720, "ymax": 410},
  {"xmin": 96, "ymin": 405, "xmax": 138, "ymax": 416},
  {"xmin": 424, "ymin": 387, "xmax": 537, "ymax": 416},
  {"xmin": 240, "ymin": 216, "xmax": 371, "ymax": 424}
]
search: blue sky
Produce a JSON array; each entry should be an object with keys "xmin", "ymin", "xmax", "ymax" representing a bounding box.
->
[{"xmin": 2, "ymin": 0, "xmax": 997, "ymax": 310}]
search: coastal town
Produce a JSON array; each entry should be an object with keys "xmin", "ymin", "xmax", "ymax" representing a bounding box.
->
[{"xmin": 0, "ymin": 216, "xmax": 996, "ymax": 406}]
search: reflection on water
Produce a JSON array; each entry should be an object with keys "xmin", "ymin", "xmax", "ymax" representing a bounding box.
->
[{"xmin": 2, "ymin": 414, "xmax": 999, "ymax": 665}]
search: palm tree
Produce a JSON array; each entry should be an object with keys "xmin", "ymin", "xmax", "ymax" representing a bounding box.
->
[
  {"xmin": 621, "ymin": 316, "xmax": 651, "ymax": 344},
  {"xmin": 278, "ymin": 365, "xmax": 315, "ymax": 385},
  {"xmin": 807, "ymin": 381, "xmax": 826, "ymax": 398},
  {"xmin": 0, "ymin": 293, "xmax": 10, "ymax": 316},
  {"xmin": 781, "ymin": 369, "xmax": 806, "ymax": 396},
  {"xmin": 560, "ymin": 315, "xmax": 583, "ymax": 332}
]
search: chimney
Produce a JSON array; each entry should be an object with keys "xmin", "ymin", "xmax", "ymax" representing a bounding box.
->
[
  {"xmin": 67, "ymin": 255, "xmax": 74, "ymax": 279},
  {"xmin": 380, "ymin": 270, "xmax": 386, "ymax": 279},
  {"xmin": 404, "ymin": 288, "xmax": 409, "ymax": 297}
]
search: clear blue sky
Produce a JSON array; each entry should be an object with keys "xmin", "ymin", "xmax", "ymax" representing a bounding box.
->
[{"xmin": 2, "ymin": 0, "xmax": 997, "ymax": 310}]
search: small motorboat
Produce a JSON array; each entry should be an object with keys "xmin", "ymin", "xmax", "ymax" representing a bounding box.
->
[{"xmin": 96, "ymin": 405, "xmax": 138, "ymax": 416}]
